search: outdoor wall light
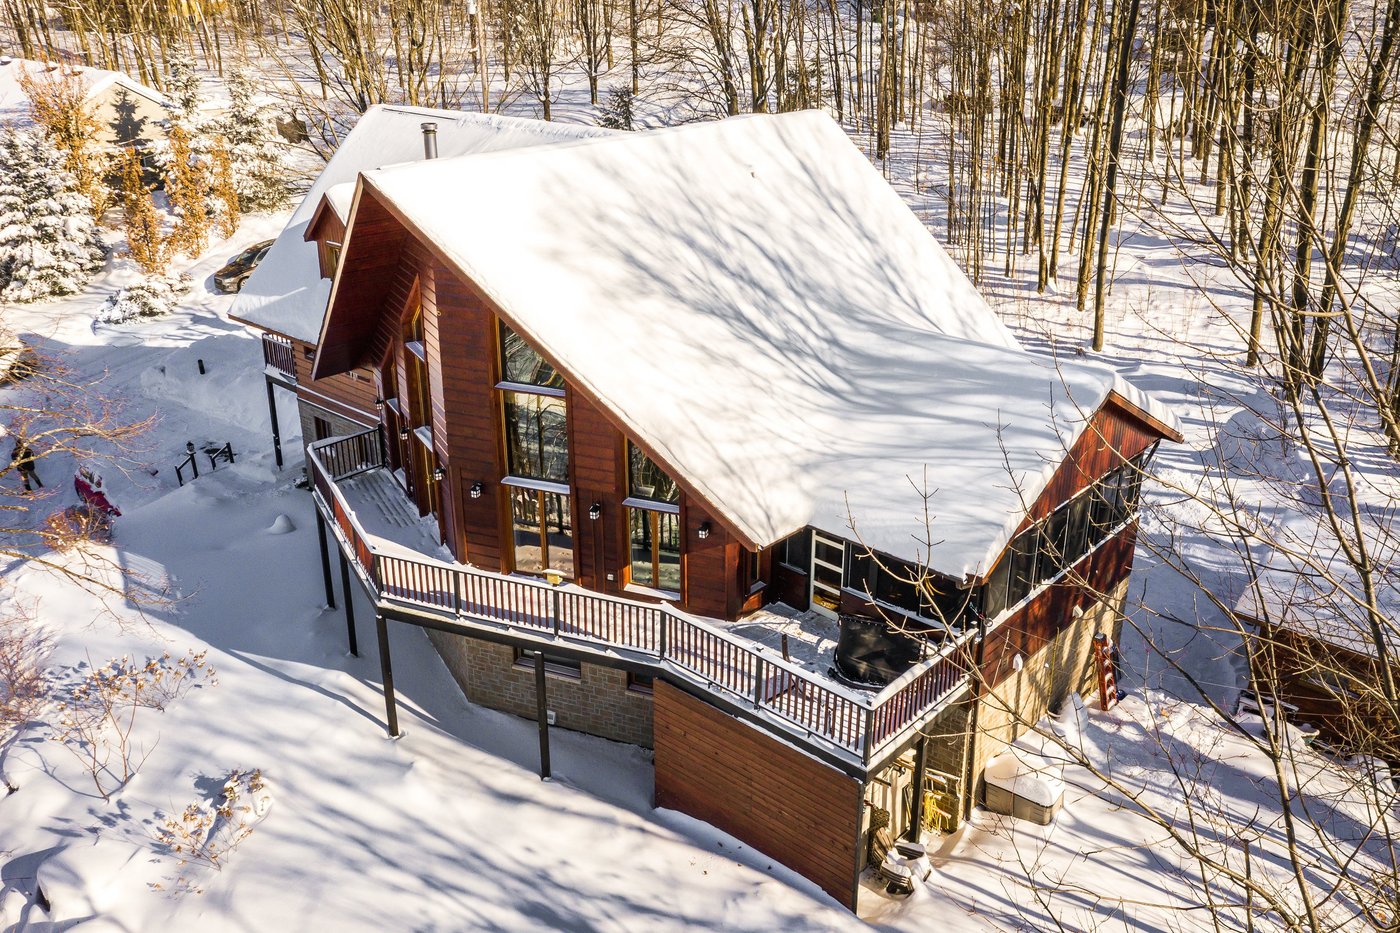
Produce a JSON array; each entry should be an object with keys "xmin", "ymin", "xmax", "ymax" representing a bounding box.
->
[
  {"xmin": 588, "ymin": 501, "xmax": 602, "ymax": 521},
  {"xmin": 697, "ymin": 522, "xmax": 712, "ymax": 540},
  {"xmin": 399, "ymin": 426, "xmax": 410, "ymax": 440},
  {"xmin": 432, "ymin": 466, "xmax": 446, "ymax": 481},
  {"xmin": 470, "ymin": 481, "xmax": 484, "ymax": 499},
  {"xmin": 374, "ymin": 396, "xmax": 384, "ymax": 407}
]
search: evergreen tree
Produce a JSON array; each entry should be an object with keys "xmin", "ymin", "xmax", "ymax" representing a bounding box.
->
[
  {"xmin": 209, "ymin": 137, "xmax": 240, "ymax": 240},
  {"xmin": 163, "ymin": 125, "xmax": 210, "ymax": 258},
  {"xmin": 164, "ymin": 54, "xmax": 205, "ymax": 126},
  {"xmin": 0, "ymin": 128, "xmax": 105, "ymax": 302},
  {"xmin": 220, "ymin": 67, "xmax": 292, "ymax": 211},
  {"xmin": 116, "ymin": 146, "xmax": 165, "ymax": 274}
]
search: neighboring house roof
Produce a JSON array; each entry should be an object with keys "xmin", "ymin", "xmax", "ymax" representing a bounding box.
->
[
  {"xmin": 1235, "ymin": 516, "xmax": 1400, "ymax": 661},
  {"xmin": 325, "ymin": 110, "xmax": 1180, "ymax": 577},
  {"xmin": 0, "ymin": 56, "xmax": 167, "ymax": 125},
  {"xmin": 230, "ymin": 104, "xmax": 613, "ymax": 343}
]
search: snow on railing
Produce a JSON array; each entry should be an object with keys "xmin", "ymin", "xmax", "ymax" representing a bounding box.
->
[{"xmin": 308, "ymin": 430, "xmax": 970, "ymax": 764}]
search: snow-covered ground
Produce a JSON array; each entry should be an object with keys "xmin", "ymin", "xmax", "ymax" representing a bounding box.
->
[
  {"xmin": 1, "ymin": 228, "xmax": 867, "ymax": 930},
  {"xmin": 3, "ymin": 60, "xmax": 1398, "ymax": 929}
]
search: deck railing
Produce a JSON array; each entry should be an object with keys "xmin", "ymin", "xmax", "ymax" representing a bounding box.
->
[
  {"xmin": 309, "ymin": 429, "xmax": 973, "ymax": 765},
  {"xmin": 261, "ymin": 333, "xmax": 298, "ymax": 384}
]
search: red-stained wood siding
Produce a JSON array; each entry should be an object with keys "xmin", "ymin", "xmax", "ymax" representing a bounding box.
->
[
  {"xmin": 570, "ymin": 394, "xmax": 625, "ymax": 593},
  {"xmin": 1015, "ymin": 404, "xmax": 1161, "ymax": 535},
  {"xmin": 316, "ymin": 191, "xmax": 408, "ymax": 377},
  {"xmin": 290, "ymin": 338, "xmax": 377, "ymax": 425},
  {"xmin": 1242, "ymin": 621, "xmax": 1399, "ymax": 756},
  {"xmin": 653, "ymin": 681, "xmax": 862, "ymax": 908},
  {"xmin": 980, "ymin": 522, "xmax": 1138, "ymax": 688}
]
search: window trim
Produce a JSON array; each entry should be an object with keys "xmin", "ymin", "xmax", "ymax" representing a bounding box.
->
[
  {"xmin": 625, "ymin": 505, "xmax": 682, "ymax": 594},
  {"xmin": 496, "ymin": 379, "xmax": 566, "ymax": 399},
  {"xmin": 622, "ymin": 495, "xmax": 680, "ymax": 515},
  {"xmin": 501, "ymin": 475, "xmax": 571, "ymax": 496},
  {"xmin": 512, "ymin": 647, "xmax": 581, "ymax": 679}
]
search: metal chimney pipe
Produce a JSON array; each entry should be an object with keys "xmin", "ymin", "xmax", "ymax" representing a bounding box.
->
[{"xmin": 421, "ymin": 122, "xmax": 438, "ymax": 160}]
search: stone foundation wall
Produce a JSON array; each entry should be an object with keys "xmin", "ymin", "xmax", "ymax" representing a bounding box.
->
[
  {"xmin": 970, "ymin": 576, "xmax": 1128, "ymax": 802},
  {"xmin": 425, "ymin": 629, "xmax": 655, "ymax": 748}
]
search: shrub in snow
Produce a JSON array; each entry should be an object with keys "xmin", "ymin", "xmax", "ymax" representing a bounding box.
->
[
  {"xmin": 220, "ymin": 67, "xmax": 293, "ymax": 211},
  {"xmin": 0, "ymin": 326, "xmax": 34, "ymax": 385},
  {"xmin": 53, "ymin": 651, "xmax": 216, "ymax": 800},
  {"xmin": 154, "ymin": 768, "xmax": 270, "ymax": 873},
  {"xmin": 0, "ymin": 127, "xmax": 105, "ymax": 303},
  {"xmin": 97, "ymin": 273, "xmax": 192, "ymax": 324}
]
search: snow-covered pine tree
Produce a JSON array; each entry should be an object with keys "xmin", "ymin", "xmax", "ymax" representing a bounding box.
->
[
  {"xmin": 0, "ymin": 127, "xmax": 105, "ymax": 303},
  {"xmin": 116, "ymin": 146, "xmax": 165, "ymax": 274},
  {"xmin": 164, "ymin": 55, "xmax": 205, "ymax": 127},
  {"xmin": 220, "ymin": 67, "xmax": 292, "ymax": 211}
]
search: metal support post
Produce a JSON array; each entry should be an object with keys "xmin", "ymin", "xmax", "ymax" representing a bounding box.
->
[
  {"xmin": 266, "ymin": 378, "xmax": 283, "ymax": 470},
  {"xmin": 906, "ymin": 734, "xmax": 929, "ymax": 840},
  {"xmin": 534, "ymin": 651, "xmax": 551, "ymax": 780},
  {"xmin": 315, "ymin": 508, "xmax": 336, "ymax": 610},
  {"xmin": 339, "ymin": 548, "xmax": 359, "ymax": 657},
  {"xmin": 376, "ymin": 614, "xmax": 400, "ymax": 737}
]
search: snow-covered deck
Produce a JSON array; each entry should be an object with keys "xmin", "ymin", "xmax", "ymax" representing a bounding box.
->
[{"xmin": 307, "ymin": 430, "xmax": 974, "ymax": 768}]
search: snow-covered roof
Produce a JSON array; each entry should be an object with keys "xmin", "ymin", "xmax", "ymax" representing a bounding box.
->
[
  {"xmin": 0, "ymin": 56, "xmax": 166, "ymax": 124},
  {"xmin": 1235, "ymin": 517, "xmax": 1400, "ymax": 660},
  {"xmin": 347, "ymin": 111, "xmax": 1178, "ymax": 576},
  {"xmin": 230, "ymin": 105, "xmax": 612, "ymax": 343}
]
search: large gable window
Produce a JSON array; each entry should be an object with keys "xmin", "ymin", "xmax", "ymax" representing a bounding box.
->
[
  {"xmin": 503, "ymin": 391, "xmax": 568, "ymax": 483},
  {"xmin": 500, "ymin": 321, "xmax": 564, "ymax": 389},
  {"xmin": 624, "ymin": 442, "xmax": 681, "ymax": 593},
  {"xmin": 498, "ymin": 320, "xmax": 572, "ymax": 577}
]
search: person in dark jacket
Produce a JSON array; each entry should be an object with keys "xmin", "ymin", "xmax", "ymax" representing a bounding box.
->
[{"xmin": 11, "ymin": 440, "xmax": 41, "ymax": 492}]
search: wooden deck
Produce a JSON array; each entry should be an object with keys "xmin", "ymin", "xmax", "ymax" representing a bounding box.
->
[{"xmin": 309, "ymin": 429, "xmax": 975, "ymax": 771}]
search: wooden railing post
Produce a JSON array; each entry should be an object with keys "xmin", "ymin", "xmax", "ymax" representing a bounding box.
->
[
  {"xmin": 658, "ymin": 609, "xmax": 669, "ymax": 659},
  {"xmin": 753, "ymin": 656, "xmax": 766, "ymax": 706},
  {"xmin": 861, "ymin": 705, "xmax": 875, "ymax": 764},
  {"xmin": 551, "ymin": 587, "xmax": 561, "ymax": 638},
  {"xmin": 453, "ymin": 568, "xmax": 463, "ymax": 615}
]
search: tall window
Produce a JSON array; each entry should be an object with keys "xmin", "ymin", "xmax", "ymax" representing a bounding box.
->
[
  {"xmin": 625, "ymin": 442, "xmax": 681, "ymax": 592},
  {"xmin": 498, "ymin": 321, "xmax": 572, "ymax": 577},
  {"xmin": 510, "ymin": 486, "xmax": 574, "ymax": 578}
]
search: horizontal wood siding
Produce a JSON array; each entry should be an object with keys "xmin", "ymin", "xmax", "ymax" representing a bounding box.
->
[
  {"xmin": 290, "ymin": 337, "xmax": 377, "ymax": 424},
  {"xmin": 316, "ymin": 190, "xmax": 408, "ymax": 376},
  {"xmin": 431, "ymin": 255, "xmax": 505, "ymax": 570},
  {"xmin": 681, "ymin": 498, "xmax": 738, "ymax": 618},
  {"xmin": 653, "ymin": 681, "xmax": 861, "ymax": 908},
  {"xmin": 981, "ymin": 522, "xmax": 1138, "ymax": 688},
  {"xmin": 1246, "ymin": 622, "xmax": 1399, "ymax": 756}
]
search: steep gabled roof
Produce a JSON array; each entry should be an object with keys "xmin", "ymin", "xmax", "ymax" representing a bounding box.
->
[
  {"xmin": 230, "ymin": 104, "xmax": 612, "ymax": 343},
  {"xmin": 0, "ymin": 56, "xmax": 167, "ymax": 122},
  {"xmin": 322, "ymin": 111, "xmax": 1179, "ymax": 577}
]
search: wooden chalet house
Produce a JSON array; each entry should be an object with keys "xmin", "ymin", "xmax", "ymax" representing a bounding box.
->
[{"xmin": 237, "ymin": 107, "xmax": 1180, "ymax": 909}]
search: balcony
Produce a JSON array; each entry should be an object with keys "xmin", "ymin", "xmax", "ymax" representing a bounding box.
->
[
  {"xmin": 261, "ymin": 333, "xmax": 297, "ymax": 386},
  {"xmin": 308, "ymin": 429, "xmax": 974, "ymax": 772}
]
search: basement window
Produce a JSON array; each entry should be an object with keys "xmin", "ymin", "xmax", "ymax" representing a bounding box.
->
[{"xmin": 512, "ymin": 647, "xmax": 581, "ymax": 679}]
